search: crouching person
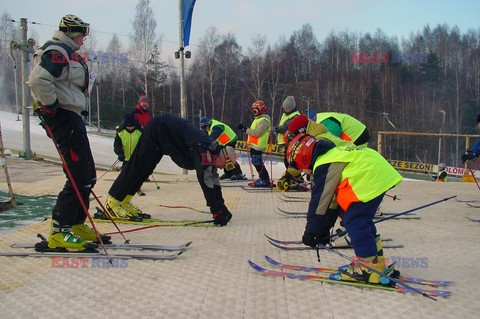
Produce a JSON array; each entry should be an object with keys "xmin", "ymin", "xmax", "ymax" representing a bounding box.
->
[
  {"xmin": 285, "ymin": 134, "xmax": 402, "ymax": 285},
  {"xmin": 105, "ymin": 114, "xmax": 233, "ymax": 226}
]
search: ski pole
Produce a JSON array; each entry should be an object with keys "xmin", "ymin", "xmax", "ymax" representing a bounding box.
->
[
  {"xmin": 465, "ymin": 161, "xmax": 480, "ymax": 191},
  {"xmin": 268, "ymin": 134, "xmax": 274, "ymax": 190},
  {"xmin": 150, "ymin": 174, "xmax": 160, "ymax": 190},
  {"xmin": 42, "ymin": 122, "xmax": 111, "ymax": 259},
  {"xmin": 472, "ymin": 159, "xmax": 480, "ymax": 171},
  {"xmin": 385, "ymin": 193, "xmax": 400, "ymax": 201},
  {"xmin": 90, "ymin": 190, "xmax": 130, "ymax": 244},
  {"xmin": 244, "ymin": 133, "xmax": 255, "ymax": 181},
  {"xmin": 315, "ymin": 242, "xmax": 437, "ymax": 301},
  {"xmin": 97, "ymin": 159, "xmax": 119, "ymax": 182},
  {"xmin": 415, "ymin": 155, "xmax": 436, "ymax": 181},
  {"xmin": 104, "ymin": 220, "xmax": 214, "ymax": 235},
  {"xmin": 332, "ymin": 195, "xmax": 457, "ymax": 240}
]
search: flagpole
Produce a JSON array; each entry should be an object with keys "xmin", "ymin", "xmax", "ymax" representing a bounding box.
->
[{"xmin": 178, "ymin": 0, "xmax": 188, "ymax": 174}]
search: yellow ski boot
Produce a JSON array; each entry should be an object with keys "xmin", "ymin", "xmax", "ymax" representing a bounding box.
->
[
  {"xmin": 71, "ymin": 224, "xmax": 112, "ymax": 244},
  {"xmin": 105, "ymin": 195, "xmax": 142, "ymax": 221},
  {"xmin": 46, "ymin": 221, "xmax": 97, "ymax": 251}
]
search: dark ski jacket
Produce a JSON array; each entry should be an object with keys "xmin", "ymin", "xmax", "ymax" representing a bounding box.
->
[{"xmin": 142, "ymin": 114, "xmax": 217, "ymax": 170}]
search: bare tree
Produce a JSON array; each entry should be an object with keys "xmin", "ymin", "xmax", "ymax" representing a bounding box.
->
[{"xmin": 130, "ymin": 0, "xmax": 158, "ymax": 95}]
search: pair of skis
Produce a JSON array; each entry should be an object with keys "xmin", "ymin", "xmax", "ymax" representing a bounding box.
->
[
  {"xmin": 248, "ymin": 256, "xmax": 452, "ymax": 297},
  {"xmin": 275, "ymin": 207, "xmax": 420, "ymax": 220},
  {"xmin": 0, "ymin": 239, "xmax": 193, "ymax": 260},
  {"xmin": 264, "ymin": 234, "xmax": 403, "ymax": 251}
]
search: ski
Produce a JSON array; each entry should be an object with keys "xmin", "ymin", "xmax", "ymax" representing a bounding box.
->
[
  {"xmin": 275, "ymin": 207, "xmax": 419, "ymax": 219},
  {"xmin": 466, "ymin": 203, "xmax": 480, "ymax": 208},
  {"xmin": 264, "ymin": 255, "xmax": 451, "ymax": 287},
  {"xmin": 466, "ymin": 216, "xmax": 480, "ymax": 223},
  {"xmin": 248, "ymin": 260, "xmax": 451, "ymax": 297},
  {"xmin": 93, "ymin": 217, "xmax": 210, "ymax": 225},
  {"xmin": 11, "ymin": 241, "xmax": 192, "ymax": 252},
  {"xmin": 264, "ymin": 234, "xmax": 392, "ymax": 245},
  {"xmin": 157, "ymin": 203, "xmax": 210, "ymax": 214},
  {"xmin": 267, "ymin": 239, "xmax": 403, "ymax": 250},
  {"xmin": 0, "ymin": 250, "xmax": 182, "ymax": 260}
]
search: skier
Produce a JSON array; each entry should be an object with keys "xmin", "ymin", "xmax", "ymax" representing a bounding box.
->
[
  {"xmin": 276, "ymin": 114, "xmax": 353, "ymax": 191},
  {"xmin": 105, "ymin": 114, "xmax": 233, "ymax": 226},
  {"xmin": 132, "ymin": 93, "xmax": 152, "ymax": 128},
  {"xmin": 28, "ymin": 14, "xmax": 109, "ymax": 250},
  {"xmin": 285, "ymin": 133, "xmax": 403, "ymax": 285},
  {"xmin": 462, "ymin": 114, "xmax": 480, "ymax": 163},
  {"xmin": 238, "ymin": 100, "xmax": 272, "ymax": 187},
  {"xmin": 272, "ymin": 96, "xmax": 300, "ymax": 147},
  {"xmin": 436, "ymin": 163, "xmax": 448, "ymax": 182},
  {"xmin": 114, "ymin": 113, "xmax": 144, "ymax": 195},
  {"xmin": 313, "ymin": 112, "xmax": 369, "ymax": 146},
  {"xmin": 200, "ymin": 117, "xmax": 246, "ymax": 181}
]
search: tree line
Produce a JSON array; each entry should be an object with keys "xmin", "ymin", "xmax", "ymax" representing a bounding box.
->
[{"xmin": 0, "ymin": 2, "xmax": 479, "ymax": 167}]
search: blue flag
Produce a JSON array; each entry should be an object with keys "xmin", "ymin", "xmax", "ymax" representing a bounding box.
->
[{"xmin": 182, "ymin": 0, "xmax": 196, "ymax": 47}]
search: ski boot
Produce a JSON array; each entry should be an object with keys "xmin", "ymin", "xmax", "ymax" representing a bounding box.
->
[
  {"xmin": 329, "ymin": 256, "xmax": 395, "ymax": 286},
  {"xmin": 249, "ymin": 178, "xmax": 271, "ymax": 187},
  {"xmin": 71, "ymin": 224, "xmax": 112, "ymax": 244},
  {"xmin": 230, "ymin": 173, "xmax": 247, "ymax": 181},
  {"xmin": 44, "ymin": 221, "xmax": 98, "ymax": 251},
  {"xmin": 105, "ymin": 195, "xmax": 143, "ymax": 222},
  {"xmin": 123, "ymin": 195, "xmax": 151, "ymax": 219},
  {"xmin": 333, "ymin": 235, "xmax": 398, "ymax": 286}
]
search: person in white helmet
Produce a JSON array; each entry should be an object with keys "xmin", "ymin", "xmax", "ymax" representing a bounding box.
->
[{"xmin": 29, "ymin": 15, "xmax": 109, "ymax": 251}]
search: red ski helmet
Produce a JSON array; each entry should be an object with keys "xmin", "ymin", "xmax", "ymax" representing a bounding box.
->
[
  {"xmin": 286, "ymin": 134, "xmax": 317, "ymax": 170},
  {"xmin": 251, "ymin": 100, "xmax": 267, "ymax": 116}
]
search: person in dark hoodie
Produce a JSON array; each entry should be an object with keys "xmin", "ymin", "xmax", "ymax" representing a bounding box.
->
[
  {"xmin": 114, "ymin": 113, "xmax": 144, "ymax": 195},
  {"xmin": 105, "ymin": 114, "xmax": 233, "ymax": 226},
  {"xmin": 132, "ymin": 93, "xmax": 152, "ymax": 128}
]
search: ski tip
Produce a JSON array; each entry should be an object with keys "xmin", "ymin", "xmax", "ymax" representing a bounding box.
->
[
  {"xmin": 264, "ymin": 255, "xmax": 280, "ymax": 265},
  {"xmin": 264, "ymin": 234, "xmax": 275, "ymax": 242},
  {"xmin": 185, "ymin": 241, "xmax": 193, "ymax": 247},
  {"xmin": 247, "ymin": 260, "xmax": 264, "ymax": 272}
]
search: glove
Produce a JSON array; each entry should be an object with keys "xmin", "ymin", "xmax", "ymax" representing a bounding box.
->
[
  {"xmin": 274, "ymin": 126, "xmax": 281, "ymax": 133},
  {"xmin": 33, "ymin": 100, "xmax": 59, "ymax": 121},
  {"xmin": 302, "ymin": 231, "xmax": 330, "ymax": 248},
  {"xmin": 237, "ymin": 123, "xmax": 247, "ymax": 133},
  {"xmin": 118, "ymin": 154, "xmax": 125, "ymax": 162},
  {"xmin": 462, "ymin": 151, "xmax": 478, "ymax": 163}
]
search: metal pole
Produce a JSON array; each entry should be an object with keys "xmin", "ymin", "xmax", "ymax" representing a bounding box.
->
[
  {"xmin": 13, "ymin": 62, "xmax": 20, "ymax": 121},
  {"xmin": 178, "ymin": 0, "xmax": 188, "ymax": 175},
  {"xmin": 19, "ymin": 18, "xmax": 32, "ymax": 159},
  {"xmin": 96, "ymin": 62, "xmax": 101, "ymax": 131},
  {"xmin": 437, "ymin": 110, "xmax": 446, "ymax": 165}
]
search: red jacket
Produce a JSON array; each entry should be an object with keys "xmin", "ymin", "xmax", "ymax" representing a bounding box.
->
[{"xmin": 132, "ymin": 103, "xmax": 152, "ymax": 127}]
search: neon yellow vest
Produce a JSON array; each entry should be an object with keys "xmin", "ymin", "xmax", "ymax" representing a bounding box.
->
[
  {"xmin": 248, "ymin": 116, "xmax": 271, "ymax": 149},
  {"xmin": 313, "ymin": 146, "xmax": 402, "ymax": 211},
  {"xmin": 277, "ymin": 111, "xmax": 300, "ymax": 144},
  {"xmin": 118, "ymin": 129, "xmax": 142, "ymax": 161},
  {"xmin": 316, "ymin": 112, "xmax": 366, "ymax": 143},
  {"xmin": 208, "ymin": 119, "xmax": 237, "ymax": 146}
]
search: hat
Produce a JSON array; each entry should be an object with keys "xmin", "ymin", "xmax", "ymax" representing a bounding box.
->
[
  {"xmin": 200, "ymin": 117, "xmax": 211, "ymax": 129},
  {"xmin": 288, "ymin": 114, "xmax": 309, "ymax": 135},
  {"xmin": 282, "ymin": 96, "xmax": 296, "ymax": 112},
  {"xmin": 124, "ymin": 113, "xmax": 136, "ymax": 126},
  {"xmin": 438, "ymin": 163, "xmax": 446, "ymax": 168},
  {"xmin": 138, "ymin": 93, "xmax": 149, "ymax": 103}
]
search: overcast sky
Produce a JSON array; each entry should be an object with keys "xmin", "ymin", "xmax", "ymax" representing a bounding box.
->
[{"xmin": 2, "ymin": 0, "xmax": 479, "ymax": 60}]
